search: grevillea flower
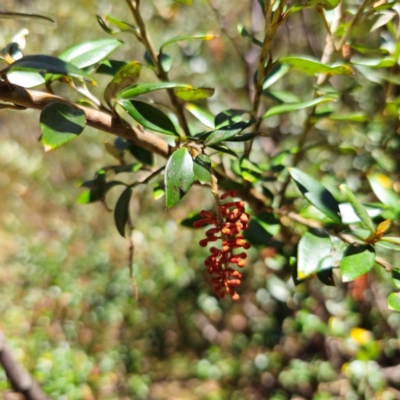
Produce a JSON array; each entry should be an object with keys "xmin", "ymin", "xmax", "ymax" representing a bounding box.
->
[{"xmin": 193, "ymin": 190, "xmax": 250, "ymax": 300}]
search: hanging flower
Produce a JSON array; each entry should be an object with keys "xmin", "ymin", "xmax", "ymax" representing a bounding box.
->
[{"xmin": 194, "ymin": 190, "xmax": 251, "ymax": 300}]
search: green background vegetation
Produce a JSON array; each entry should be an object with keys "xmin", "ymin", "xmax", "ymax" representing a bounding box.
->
[{"xmin": 1, "ymin": 0, "xmax": 400, "ymax": 399}]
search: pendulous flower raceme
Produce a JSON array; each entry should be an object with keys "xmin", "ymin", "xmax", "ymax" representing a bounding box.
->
[{"xmin": 193, "ymin": 190, "xmax": 251, "ymax": 300}]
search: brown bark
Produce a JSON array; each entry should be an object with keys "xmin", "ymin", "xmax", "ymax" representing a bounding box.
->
[
  {"xmin": 0, "ymin": 331, "xmax": 49, "ymax": 400},
  {"xmin": 0, "ymin": 81, "xmax": 170, "ymax": 159}
]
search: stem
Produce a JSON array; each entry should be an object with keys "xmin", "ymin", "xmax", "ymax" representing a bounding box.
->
[
  {"xmin": 127, "ymin": 215, "xmax": 139, "ymax": 300},
  {"xmin": 245, "ymin": 0, "xmax": 287, "ymax": 157},
  {"xmin": 337, "ymin": 0, "xmax": 372, "ymax": 50},
  {"xmin": 210, "ymin": 172, "xmax": 224, "ymax": 227},
  {"xmin": 125, "ymin": 0, "xmax": 191, "ymax": 137}
]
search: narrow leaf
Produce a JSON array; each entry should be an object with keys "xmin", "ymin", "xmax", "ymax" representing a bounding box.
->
[
  {"xmin": 193, "ymin": 154, "xmax": 211, "ymax": 184},
  {"xmin": 263, "ymin": 96, "xmax": 336, "ymax": 119},
  {"xmin": 114, "ymin": 186, "xmax": 132, "ymax": 237},
  {"xmin": 59, "ymin": 39, "xmax": 122, "ymax": 69},
  {"xmin": 204, "ymin": 120, "xmax": 252, "ymax": 146},
  {"xmin": 174, "ymin": 0, "xmax": 193, "ymax": 4},
  {"xmin": 161, "ymin": 34, "xmax": 216, "ymax": 51},
  {"xmin": 262, "ymin": 63, "xmax": 290, "ymax": 90},
  {"xmin": 205, "ymin": 127, "xmax": 243, "ymax": 146},
  {"xmin": 288, "ymin": 167, "xmax": 341, "ymax": 223},
  {"xmin": 340, "ymin": 244, "xmax": 375, "ymax": 282},
  {"xmin": 165, "ymin": 148, "xmax": 195, "ymax": 209},
  {"xmin": 368, "ymin": 173, "xmax": 400, "ymax": 210},
  {"xmin": 0, "ymin": 11, "xmax": 54, "ymax": 22},
  {"xmin": 117, "ymin": 82, "xmax": 191, "ymax": 99},
  {"xmin": 175, "ymin": 87, "xmax": 215, "ymax": 101},
  {"xmin": 280, "ymin": 56, "xmax": 353, "ymax": 76},
  {"xmin": 208, "ymin": 144, "xmax": 239, "ymax": 158},
  {"xmin": 105, "ymin": 14, "xmax": 140, "ymax": 35},
  {"xmin": 1, "ymin": 55, "xmax": 96, "ymax": 84},
  {"xmin": 240, "ymin": 157, "xmax": 262, "ymax": 183},
  {"xmin": 339, "ymin": 184, "xmax": 375, "ymax": 233},
  {"xmin": 96, "ymin": 60, "xmax": 127, "ymax": 76},
  {"xmin": 104, "ymin": 61, "xmax": 141, "ymax": 105},
  {"xmin": 40, "ymin": 102, "xmax": 86, "ymax": 151},
  {"xmin": 185, "ymin": 103, "xmax": 214, "ymax": 129},
  {"xmin": 297, "ymin": 230, "xmax": 332, "ymax": 279},
  {"xmin": 118, "ymin": 99, "xmax": 179, "ymax": 136}
]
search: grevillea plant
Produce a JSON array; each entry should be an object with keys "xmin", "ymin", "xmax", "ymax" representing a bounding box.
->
[{"xmin": 2, "ymin": 0, "xmax": 400, "ymax": 313}]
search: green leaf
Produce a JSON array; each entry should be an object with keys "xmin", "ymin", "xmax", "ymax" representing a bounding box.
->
[
  {"xmin": 204, "ymin": 121, "xmax": 253, "ymax": 146},
  {"xmin": 153, "ymin": 182, "xmax": 165, "ymax": 200},
  {"xmin": 78, "ymin": 180, "xmax": 123, "ymax": 204},
  {"xmin": 96, "ymin": 15, "xmax": 120, "ymax": 35},
  {"xmin": 118, "ymin": 99, "xmax": 179, "ymax": 136},
  {"xmin": 392, "ymin": 269, "xmax": 400, "ymax": 289},
  {"xmin": 175, "ymin": 87, "xmax": 215, "ymax": 101},
  {"xmin": 237, "ymin": 25, "xmax": 263, "ymax": 47},
  {"xmin": 279, "ymin": 56, "xmax": 353, "ymax": 76},
  {"xmin": 240, "ymin": 157, "xmax": 262, "ymax": 183},
  {"xmin": 368, "ymin": 173, "xmax": 400, "ymax": 211},
  {"xmin": 113, "ymin": 163, "xmax": 143, "ymax": 174},
  {"xmin": 262, "ymin": 96, "xmax": 336, "ymax": 119},
  {"xmin": 105, "ymin": 14, "xmax": 139, "ymax": 35},
  {"xmin": 225, "ymin": 132, "xmax": 258, "ymax": 142},
  {"xmin": 174, "ymin": 0, "xmax": 193, "ymax": 4},
  {"xmin": 40, "ymin": 103, "xmax": 86, "ymax": 151},
  {"xmin": 297, "ymin": 230, "xmax": 332, "ymax": 279},
  {"xmin": 244, "ymin": 212, "xmax": 280, "ymax": 246},
  {"xmin": 205, "ymin": 126, "xmax": 244, "ymax": 146},
  {"xmin": 306, "ymin": 0, "xmax": 340, "ymax": 10},
  {"xmin": 339, "ymin": 184, "xmax": 375, "ymax": 234},
  {"xmin": 185, "ymin": 103, "xmax": 214, "ymax": 129},
  {"xmin": 96, "ymin": 60, "xmax": 127, "ymax": 76},
  {"xmin": 114, "ymin": 186, "xmax": 132, "ymax": 237},
  {"xmin": 1, "ymin": 55, "xmax": 96, "ymax": 84},
  {"xmin": 6, "ymin": 71, "xmax": 45, "ymax": 88},
  {"xmin": 340, "ymin": 244, "xmax": 375, "ymax": 282},
  {"xmin": 0, "ymin": 11, "xmax": 54, "ymax": 22},
  {"xmin": 127, "ymin": 144, "xmax": 154, "ymax": 166},
  {"xmin": 317, "ymin": 268, "xmax": 335, "ymax": 286},
  {"xmin": 144, "ymin": 51, "xmax": 172, "ymax": 72},
  {"xmin": 165, "ymin": 148, "xmax": 195, "ymax": 208},
  {"xmin": 350, "ymin": 56, "xmax": 396, "ymax": 69},
  {"xmin": 160, "ymin": 34, "xmax": 216, "ymax": 51},
  {"xmin": 180, "ymin": 211, "xmax": 205, "ymax": 228},
  {"xmin": 339, "ymin": 203, "xmax": 382, "ymax": 224},
  {"xmin": 104, "ymin": 61, "xmax": 141, "ymax": 105},
  {"xmin": 329, "ymin": 113, "xmax": 369, "ymax": 122},
  {"xmin": 215, "ymin": 109, "xmax": 248, "ymax": 129},
  {"xmin": 193, "ymin": 154, "xmax": 211, "ymax": 184},
  {"xmin": 380, "ymin": 237, "xmax": 400, "ymax": 245},
  {"xmin": 117, "ymin": 82, "xmax": 191, "ymax": 99},
  {"xmin": 208, "ymin": 144, "xmax": 239, "ymax": 158},
  {"xmin": 288, "ymin": 167, "xmax": 341, "ymax": 223},
  {"xmin": 262, "ymin": 63, "xmax": 290, "ymax": 90},
  {"xmin": 388, "ymin": 292, "xmax": 400, "ymax": 311},
  {"xmin": 59, "ymin": 39, "xmax": 122, "ymax": 69}
]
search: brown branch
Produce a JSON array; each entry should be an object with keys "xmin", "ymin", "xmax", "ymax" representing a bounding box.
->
[
  {"xmin": 0, "ymin": 330, "xmax": 49, "ymax": 400},
  {"xmin": 0, "ymin": 81, "xmax": 170, "ymax": 158}
]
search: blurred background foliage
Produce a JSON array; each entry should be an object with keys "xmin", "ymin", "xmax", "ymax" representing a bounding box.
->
[{"xmin": 1, "ymin": 0, "xmax": 400, "ymax": 399}]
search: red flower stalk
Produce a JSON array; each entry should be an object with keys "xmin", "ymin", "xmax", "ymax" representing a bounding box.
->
[{"xmin": 194, "ymin": 190, "xmax": 251, "ymax": 300}]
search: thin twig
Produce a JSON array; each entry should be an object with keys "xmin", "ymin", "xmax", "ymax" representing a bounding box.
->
[
  {"xmin": 245, "ymin": 0, "xmax": 287, "ymax": 157},
  {"xmin": 127, "ymin": 215, "xmax": 139, "ymax": 300},
  {"xmin": 124, "ymin": 0, "xmax": 191, "ymax": 137}
]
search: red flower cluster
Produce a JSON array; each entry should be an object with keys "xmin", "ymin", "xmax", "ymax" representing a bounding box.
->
[{"xmin": 193, "ymin": 190, "xmax": 250, "ymax": 300}]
